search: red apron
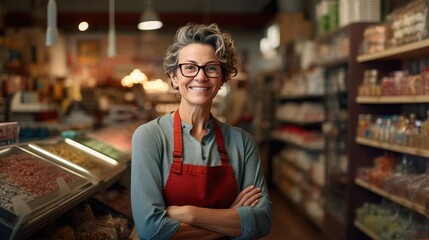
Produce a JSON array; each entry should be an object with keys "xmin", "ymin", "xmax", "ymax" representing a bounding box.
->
[{"xmin": 163, "ymin": 110, "xmax": 238, "ymax": 208}]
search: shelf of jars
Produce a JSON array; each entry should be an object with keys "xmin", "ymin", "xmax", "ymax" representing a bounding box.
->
[
  {"xmin": 356, "ymin": 137, "xmax": 429, "ymax": 158},
  {"xmin": 355, "ymin": 177, "xmax": 427, "ymax": 217},
  {"xmin": 357, "ymin": 0, "xmax": 429, "ymax": 64},
  {"xmin": 356, "ymin": 95, "xmax": 429, "ymax": 104},
  {"xmin": 350, "ymin": 2, "xmax": 429, "ymax": 239},
  {"xmin": 354, "ymin": 200, "xmax": 429, "ymax": 240},
  {"xmin": 357, "ymin": 38, "xmax": 429, "ymax": 63}
]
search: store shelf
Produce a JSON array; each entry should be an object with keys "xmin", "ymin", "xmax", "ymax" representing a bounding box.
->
[
  {"xmin": 275, "ymin": 174, "xmax": 324, "ymax": 228},
  {"xmin": 278, "ymin": 156, "xmax": 323, "ymax": 188},
  {"xmin": 318, "ymin": 56, "xmax": 349, "ymax": 68},
  {"xmin": 355, "ymin": 178, "xmax": 427, "ymax": 217},
  {"xmin": 356, "ymin": 95, "xmax": 429, "ymax": 104},
  {"xmin": 357, "ymin": 38, "xmax": 429, "ymax": 62},
  {"xmin": 279, "ymin": 94, "xmax": 324, "ymax": 101},
  {"xmin": 354, "ymin": 220, "xmax": 380, "ymax": 240},
  {"xmin": 355, "ymin": 137, "xmax": 429, "ymax": 158},
  {"xmin": 272, "ymin": 131, "xmax": 324, "ymax": 152},
  {"xmin": 277, "ymin": 119, "xmax": 324, "ymax": 126}
]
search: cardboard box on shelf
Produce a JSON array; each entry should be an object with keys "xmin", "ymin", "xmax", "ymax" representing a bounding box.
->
[{"xmin": 277, "ymin": 12, "xmax": 313, "ymax": 45}]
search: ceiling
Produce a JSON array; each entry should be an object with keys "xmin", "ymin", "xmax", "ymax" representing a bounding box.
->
[{"xmin": 2, "ymin": 0, "xmax": 282, "ymax": 32}]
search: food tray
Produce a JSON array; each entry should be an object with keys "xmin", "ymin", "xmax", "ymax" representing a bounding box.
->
[
  {"xmin": 25, "ymin": 138, "xmax": 126, "ymax": 184},
  {"xmin": 72, "ymin": 136, "xmax": 130, "ymax": 164},
  {"xmin": 0, "ymin": 145, "xmax": 94, "ymax": 240}
]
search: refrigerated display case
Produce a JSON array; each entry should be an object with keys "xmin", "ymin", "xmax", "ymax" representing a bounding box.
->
[
  {"xmin": 1, "ymin": 123, "xmax": 138, "ymax": 239},
  {"xmin": 0, "ymin": 145, "xmax": 95, "ymax": 239}
]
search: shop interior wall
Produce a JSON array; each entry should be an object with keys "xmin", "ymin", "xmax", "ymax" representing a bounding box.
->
[{"xmin": 59, "ymin": 27, "xmax": 270, "ymax": 91}]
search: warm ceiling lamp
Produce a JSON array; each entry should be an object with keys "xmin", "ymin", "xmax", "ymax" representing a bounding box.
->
[{"xmin": 138, "ymin": 0, "xmax": 163, "ymax": 30}]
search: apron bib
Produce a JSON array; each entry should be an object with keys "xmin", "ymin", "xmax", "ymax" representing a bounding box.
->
[{"xmin": 163, "ymin": 110, "xmax": 238, "ymax": 208}]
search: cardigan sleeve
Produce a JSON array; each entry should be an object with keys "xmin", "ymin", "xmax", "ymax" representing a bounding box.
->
[
  {"xmin": 231, "ymin": 129, "xmax": 273, "ymax": 239},
  {"xmin": 131, "ymin": 123, "xmax": 180, "ymax": 240}
]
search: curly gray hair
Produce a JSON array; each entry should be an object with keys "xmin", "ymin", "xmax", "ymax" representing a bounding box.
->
[{"xmin": 163, "ymin": 23, "xmax": 239, "ymax": 89}]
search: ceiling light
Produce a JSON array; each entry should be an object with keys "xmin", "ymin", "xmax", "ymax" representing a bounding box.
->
[
  {"xmin": 138, "ymin": 0, "xmax": 163, "ymax": 30},
  {"xmin": 78, "ymin": 21, "xmax": 89, "ymax": 31},
  {"xmin": 107, "ymin": 0, "xmax": 116, "ymax": 57},
  {"xmin": 46, "ymin": 0, "xmax": 58, "ymax": 46}
]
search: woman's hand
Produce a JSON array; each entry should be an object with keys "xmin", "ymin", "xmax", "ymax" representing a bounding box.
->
[
  {"xmin": 230, "ymin": 185, "xmax": 261, "ymax": 209},
  {"xmin": 167, "ymin": 205, "xmax": 194, "ymax": 224}
]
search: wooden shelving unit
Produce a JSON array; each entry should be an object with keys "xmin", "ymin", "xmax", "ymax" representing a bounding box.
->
[
  {"xmin": 353, "ymin": 30, "xmax": 429, "ymax": 240},
  {"xmin": 356, "ymin": 95, "xmax": 429, "ymax": 104},
  {"xmin": 357, "ymin": 38, "xmax": 429, "ymax": 62},
  {"xmin": 315, "ymin": 23, "xmax": 373, "ymax": 240},
  {"xmin": 356, "ymin": 137, "xmax": 429, "ymax": 158}
]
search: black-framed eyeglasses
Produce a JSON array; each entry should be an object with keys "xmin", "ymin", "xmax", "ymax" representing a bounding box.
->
[{"xmin": 178, "ymin": 63, "xmax": 223, "ymax": 78}]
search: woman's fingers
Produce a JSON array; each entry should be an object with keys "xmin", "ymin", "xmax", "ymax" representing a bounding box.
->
[
  {"xmin": 236, "ymin": 185, "xmax": 256, "ymax": 199},
  {"xmin": 243, "ymin": 192, "xmax": 262, "ymax": 207},
  {"xmin": 231, "ymin": 185, "xmax": 262, "ymax": 208},
  {"xmin": 230, "ymin": 185, "xmax": 254, "ymax": 207}
]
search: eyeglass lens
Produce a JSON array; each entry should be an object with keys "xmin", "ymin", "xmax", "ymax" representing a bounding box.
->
[{"xmin": 179, "ymin": 64, "xmax": 222, "ymax": 78}]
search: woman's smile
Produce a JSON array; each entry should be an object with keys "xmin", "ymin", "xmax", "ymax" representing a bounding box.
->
[{"xmin": 189, "ymin": 86, "xmax": 212, "ymax": 91}]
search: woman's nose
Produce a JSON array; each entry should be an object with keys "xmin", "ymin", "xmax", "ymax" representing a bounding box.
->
[{"xmin": 194, "ymin": 68, "xmax": 208, "ymax": 81}]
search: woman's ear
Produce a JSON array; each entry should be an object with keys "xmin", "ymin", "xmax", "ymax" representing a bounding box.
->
[{"xmin": 169, "ymin": 71, "xmax": 179, "ymax": 89}]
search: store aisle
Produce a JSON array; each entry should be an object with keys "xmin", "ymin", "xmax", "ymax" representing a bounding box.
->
[{"xmin": 262, "ymin": 188, "xmax": 324, "ymax": 240}]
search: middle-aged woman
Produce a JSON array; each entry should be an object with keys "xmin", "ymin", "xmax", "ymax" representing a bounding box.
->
[{"xmin": 131, "ymin": 23, "xmax": 272, "ymax": 240}]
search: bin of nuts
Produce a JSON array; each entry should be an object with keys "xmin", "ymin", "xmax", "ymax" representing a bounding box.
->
[
  {"xmin": 25, "ymin": 138, "xmax": 126, "ymax": 183},
  {"xmin": 0, "ymin": 146, "xmax": 89, "ymax": 214}
]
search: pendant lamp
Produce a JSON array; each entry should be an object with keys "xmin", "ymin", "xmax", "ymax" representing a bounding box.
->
[
  {"xmin": 107, "ymin": 0, "xmax": 116, "ymax": 57},
  {"xmin": 138, "ymin": 0, "xmax": 163, "ymax": 30},
  {"xmin": 46, "ymin": 0, "xmax": 58, "ymax": 46}
]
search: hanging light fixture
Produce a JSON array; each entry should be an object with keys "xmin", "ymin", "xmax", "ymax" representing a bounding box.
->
[
  {"xmin": 138, "ymin": 0, "xmax": 163, "ymax": 30},
  {"xmin": 46, "ymin": 0, "xmax": 58, "ymax": 46},
  {"xmin": 107, "ymin": 0, "xmax": 116, "ymax": 57}
]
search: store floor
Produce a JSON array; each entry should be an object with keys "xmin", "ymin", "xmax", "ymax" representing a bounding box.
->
[{"xmin": 262, "ymin": 187, "xmax": 323, "ymax": 240}]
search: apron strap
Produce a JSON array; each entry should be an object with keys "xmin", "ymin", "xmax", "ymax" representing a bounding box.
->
[
  {"xmin": 213, "ymin": 118, "xmax": 229, "ymax": 165},
  {"xmin": 173, "ymin": 110, "xmax": 183, "ymax": 173}
]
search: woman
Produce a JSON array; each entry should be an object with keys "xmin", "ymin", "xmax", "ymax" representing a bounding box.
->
[{"xmin": 131, "ymin": 23, "xmax": 272, "ymax": 240}]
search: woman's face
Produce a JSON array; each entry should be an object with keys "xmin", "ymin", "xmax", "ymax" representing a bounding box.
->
[{"xmin": 171, "ymin": 43, "xmax": 225, "ymax": 107}]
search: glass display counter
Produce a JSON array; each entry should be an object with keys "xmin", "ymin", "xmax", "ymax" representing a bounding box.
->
[
  {"xmin": 0, "ymin": 145, "xmax": 94, "ymax": 239},
  {"xmin": 25, "ymin": 138, "xmax": 127, "ymax": 186}
]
